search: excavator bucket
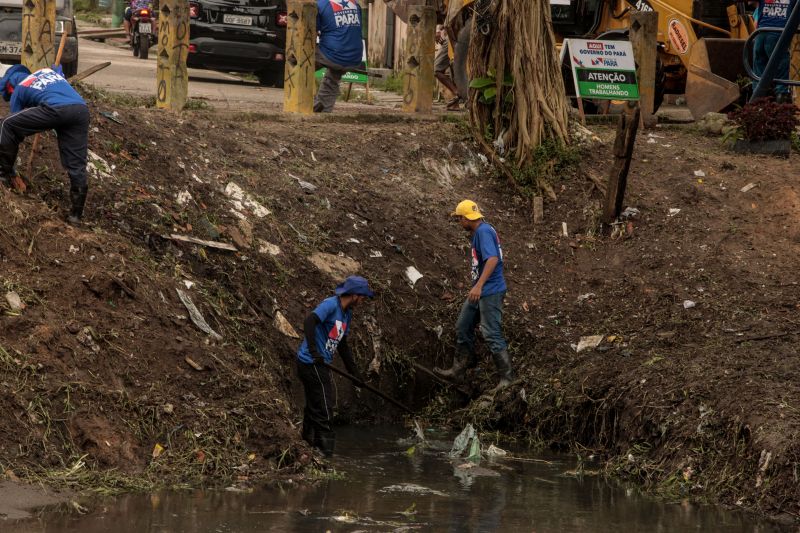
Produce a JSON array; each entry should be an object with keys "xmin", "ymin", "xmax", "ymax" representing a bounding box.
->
[{"xmin": 685, "ymin": 38, "xmax": 747, "ymax": 120}]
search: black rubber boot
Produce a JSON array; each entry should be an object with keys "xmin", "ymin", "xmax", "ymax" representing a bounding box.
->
[
  {"xmin": 490, "ymin": 349, "xmax": 515, "ymax": 392},
  {"xmin": 434, "ymin": 348, "xmax": 476, "ymax": 380},
  {"xmin": 317, "ymin": 431, "xmax": 336, "ymax": 457},
  {"xmin": 67, "ymin": 185, "xmax": 88, "ymax": 225}
]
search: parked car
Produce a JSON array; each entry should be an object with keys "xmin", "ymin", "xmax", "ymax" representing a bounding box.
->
[
  {"xmin": 187, "ymin": 0, "xmax": 287, "ymax": 87},
  {"xmin": 0, "ymin": 0, "xmax": 79, "ymax": 78}
]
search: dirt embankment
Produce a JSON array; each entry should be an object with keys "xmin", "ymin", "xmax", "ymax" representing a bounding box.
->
[{"xmin": 1, "ymin": 87, "xmax": 799, "ymax": 520}]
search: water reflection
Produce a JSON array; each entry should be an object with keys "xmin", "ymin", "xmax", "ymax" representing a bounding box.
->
[{"xmin": 6, "ymin": 426, "xmax": 789, "ymax": 532}]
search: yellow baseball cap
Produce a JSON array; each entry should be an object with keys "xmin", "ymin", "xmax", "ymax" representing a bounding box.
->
[{"xmin": 451, "ymin": 200, "xmax": 484, "ymax": 220}]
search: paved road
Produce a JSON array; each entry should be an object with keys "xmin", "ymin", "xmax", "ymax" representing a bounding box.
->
[{"xmin": 78, "ymin": 35, "xmax": 286, "ymax": 110}]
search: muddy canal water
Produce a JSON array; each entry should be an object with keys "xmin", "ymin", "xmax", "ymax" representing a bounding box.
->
[{"xmin": 9, "ymin": 427, "xmax": 787, "ymax": 532}]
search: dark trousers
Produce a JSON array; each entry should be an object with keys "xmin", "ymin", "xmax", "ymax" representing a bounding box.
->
[
  {"xmin": 297, "ymin": 360, "xmax": 336, "ymax": 456},
  {"xmin": 0, "ymin": 103, "xmax": 90, "ymax": 187}
]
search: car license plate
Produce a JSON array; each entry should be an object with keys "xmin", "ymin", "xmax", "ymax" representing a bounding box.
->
[
  {"xmin": 0, "ymin": 41, "xmax": 22, "ymax": 55},
  {"xmin": 139, "ymin": 22, "xmax": 152, "ymax": 34},
  {"xmin": 223, "ymin": 14, "xmax": 253, "ymax": 25}
]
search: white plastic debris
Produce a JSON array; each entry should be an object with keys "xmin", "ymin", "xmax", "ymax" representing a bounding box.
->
[
  {"xmin": 346, "ymin": 238, "xmax": 360, "ymax": 244},
  {"xmin": 369, "ymin": 250, "xmax": 383, "ymax": 258},
  {"xmin": 576, "ymin": 335, "xmax": 604, "ymax": 352},
  {"xmin": 740, "ymin": 182, "xmax": 757, "ymax": 193},
  {"xmin": 683, "ymin": 300, "xmax": 696, "ymax": 309},
  {"xmin": 176, "ymin": 289, "xmax": 222, "ymax": 341},
  {"xmin": 621, "ymin": 207, "xmax": 640, "ymax": 220},
  {"xmin": 257, "ymin": 240, "xmax": 281, "ymax": 256},
  {"xmin": 561, "ymin": 222, "xmax": 569, "ymax": 237},
  {"xmin": 183, "ymin": 280, "xmax": 195, "ymax": 290},
  {"xmin": 176, "ymin": 190, "xmax": 193, "ymax": 206},
  {"xmin": 485, "ymin": 444, "xmax": 508, "ymax": 458},
  {"xmin": 668, "ymin": 208, "xmax": 681, "ymax": 217},
  {"xmin": 69, "ymin": 245, "xmax": 79, "ymax": 254},
  {"xmin": 576, "ymin": 293, "xmax": 596, "ymax": 303},
  {"xmin": 406, "ymin": 266, "xmax": 424, "ymax": 287},
  {"xmin": 224, "ymin": 182, "xmax": 271, "ymax": 218},
  {"xmin": 450, "ymin": 424, "xmax": 481, "ymax": 462},
  {"xmin": 694, "ymin": 170, "xmax": 706, "ymax": 177},
  {"xmin": 5, "ymin": 291, "xmax": 25, "ymax": 311}
]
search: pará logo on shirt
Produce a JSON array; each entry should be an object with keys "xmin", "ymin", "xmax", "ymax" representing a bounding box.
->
[
  {"xmin": 20, "ymin": 69, "xmax": 64, "ymax": 91},
  {"xmin": 329, "ymin": 0, "xmax": 359, "ymax": 27},
  {"xmin": 324, "ymin": 320, "xmax": 347, "ymax": 353}
]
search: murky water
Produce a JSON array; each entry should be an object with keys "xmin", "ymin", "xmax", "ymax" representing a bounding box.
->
[{"xmin": 8, "ymin": 426, "xmax": 788, "ymax": 532}]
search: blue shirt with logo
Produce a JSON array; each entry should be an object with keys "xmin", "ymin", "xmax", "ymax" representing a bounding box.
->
[
  {"xmin": 10, "ymin": 68, "xmax": 85, "ymax": 114},
  {"xmin": 470, "ymin": 222, "xmax": 506, "ymax": 297},
  {"xmin": 317, "ymin": 0, "xmax": 363, "ymax": 67},
  {"xmin": 758, "ymin": 0, "xmax": 792, "ymax": 28},
  {"xmin": 297, "ymin": 296, "xmax": 352, "ymax": 364}
]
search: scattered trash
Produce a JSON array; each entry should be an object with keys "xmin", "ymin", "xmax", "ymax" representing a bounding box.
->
[
  {"xmin": 668, "ymin": 208, "xmax": 681, "ymax": 217},
  {"xmin": 405, "ymin": 266, "xmax": 424, "ymax": 287},
  {"xmin": 183, "ymin": 280, "xmax": 195, "ymax": 290},
  {"xmin": 5, "ymin": 291, "xmax": 25, "ymax": 312},
  {"xmin": 485, "ymin": 444, "xmax": 508, "ymax": 458},
  {"xmin": 176, "ymin": 190, "xmax": 193, "ymax": 206},
  {"xmin": 347, "ymin": 238, "xmax": 360, "ymax": 244},
  {"xmin": 274, "ymin": 311, "xmax": 300, "ymax": 339},
  {"xmin": 309, "ymin": 252, "xmax": 360, "ymax": 280},
  {"xmin": 165, "ymin": 234, "xmax": 237, "ymax": 252},
  {"xmin": 433, "ymin": 325, "xmax": 443, "ymax": 339},
  {"xmin": 152, "ymin": 443, "xmax": 165, "ymax": 458},
  {"xmin": 561, "ymin": 222, "xmax": 569, "ymax": 237},
  {"xmin": 69, "ymin": 245, "xmax": 79, "ymax": 254},
  {"xmin": 162, "ymin": 403, "xmax": 174, "ymax": 414},
  {"xmin": 176, "ymin": 288, "xmax": 223, "ymax": 340},
  {"xmin": 224, "ymin": 182, "xmax": 271, "ymax": 218},
  {"xmin": 576, "ymin": 293, "xmax": 595, "ymax": 303},
  {"xmin": 288, "ymin": 173, "xmax": 317, "ymax": 194},
  {"xmin": 99, "ymin": 110, "xmax": 123, "ymax": 124},
  {"xmin": 683, "ymin": 300, "xmax": 696, "ymax": 309},
  {"xmin": 185, "ymin": 356, "xmax": 204, "ymax": 371},
  {"xmin": 76, "ymin": 327, "xmax": 101, "ymax": 353},
  {"xmin": 450, "ymin": 424, "xmax": 481, "ymax": 462},
  {"xmin": 378, "ymin": 484, "xmax": 448, "ymax": 497},
  {"xmin": 647, "ymin": 137, "xmax": 656, "ymax": 144},
  {"xmin": 257, "ymin": 240, "xmax": 281, "ymax": 256},
  {"xmin": 740, "ymin": 182, "xmax": 757, "ymax": 193},
  {"xmin": 694, "ymin": 170, "xmax": 705, "ymax": 177},
  {"xmin": 369, "ymin": 250, "xmax": 383, "ymax": 258},
  {"xmin": 620, "ymin": 207, "xmax": 640, "ymax": 220},
  {"xmin": 576, "ymin": 335, "xmax": 604, "ymax": 352}
]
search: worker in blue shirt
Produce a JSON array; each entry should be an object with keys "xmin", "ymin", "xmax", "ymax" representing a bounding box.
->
[
  {"xmin": 436, "ymin": 200, "xmax": 515, "ymax": 392},
  {"xmin": 0, "ymin": 64, "xmax": 90, "ymax": 223},
  {"xmin": 297, "ymin": 275, "xmax": 373, "ymax": 456},
  {"xmin": 754, "ymin": 0, "xmax": 795, "ymax": 100},
  {"xmin": 314, "ymin": 0, "xmax": 363, "ymax": 113}
]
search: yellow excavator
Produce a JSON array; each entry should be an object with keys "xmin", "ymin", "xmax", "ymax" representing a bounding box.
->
[{"xmin": 386, "ymin": 0, "xmax": 755, "ymax": 119}]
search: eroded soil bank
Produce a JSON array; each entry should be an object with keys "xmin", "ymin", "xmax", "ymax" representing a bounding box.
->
[{"xmin": 0, "ymin": 89, "xmax": 798, "ymax": 522}]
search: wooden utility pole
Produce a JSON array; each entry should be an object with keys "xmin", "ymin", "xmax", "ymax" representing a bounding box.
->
[
  {"xmin": 401, "ymin": 5, "xmax": 435, "ymax": 114},
  {"xmin": 629, "ymin": 11, "xmax": 658, "ymax": 128},
  {"xmin": 22, "ymin": 0, "xmax": 57, "ymax": 71},
  {"xmin": 602, "ymin": 106, "xmax": 640, "ymax": 226},
  {"xmin": 283, "ymin": 0, "xmax": 316, "ymax": 114},
  {"xmin": 156, "ymin": 0, "xmax": 190, "ymax": 111}
]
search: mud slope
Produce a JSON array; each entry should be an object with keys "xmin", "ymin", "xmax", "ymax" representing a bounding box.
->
[{"xmin": 1, "ymin": 89, "xmax": 800, "ymax": 519}]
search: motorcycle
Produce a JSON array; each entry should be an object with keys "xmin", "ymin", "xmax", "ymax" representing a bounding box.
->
[{"xmin": 131, "ymin": 7, "xmax": 157, "ymax": 60}]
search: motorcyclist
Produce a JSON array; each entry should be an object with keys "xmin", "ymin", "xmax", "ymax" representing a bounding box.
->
[{"xmin": 124, "ymin": 0, "xmax": 158, "ymax": 44}]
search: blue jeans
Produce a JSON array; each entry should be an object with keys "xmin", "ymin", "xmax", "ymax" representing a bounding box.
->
[
  {"xmin": 754, "ymin": 32, "xmax": 790, "ymax": 95},
  {"xmin": 456, "ymin": 291, "xmax": 507, "ymax": 356}
]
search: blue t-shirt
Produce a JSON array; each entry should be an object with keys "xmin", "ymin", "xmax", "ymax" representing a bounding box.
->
[
  {"xmin": 297, "ymin": 296, "xmax": 352, "ymax": 364},
  {"xmin": 317, "ymin": 0, "xmax": 363, "ymax": 67},
  {"xmin": 10, "ymin": 68, "xmax": 85, "ymax": 114},
  {"xmin": 758, "ymin": 0, "xmax": 791, "ymax": 27},
  {"xmin": 470, "ymin": 222, "xmax": 506, "ymax": 297}
]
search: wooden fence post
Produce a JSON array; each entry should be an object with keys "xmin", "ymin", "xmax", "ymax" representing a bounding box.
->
[
  {"xmin": 602, "ymin": 106, "xmax": 640, "ymax": 226},
  {"xmin": 22, "ymin": 0, "xmax": 57, "ymax": 71},
  {"xmin": 156, "ymin": 0, "xmax": 190, "ymax": 111},
  {"xmin": 284, "ymin": 0, "xmax": 317, "ymax": 114},
  {"xmin": 629, "ymin": 11, "xmax": 659, "ymax": 128},
  {"xmin": 402, "ymin": 5, "xmax": 435, "ymax": 114}
]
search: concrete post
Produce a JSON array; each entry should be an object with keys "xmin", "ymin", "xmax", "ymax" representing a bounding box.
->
[
  {"xmin": 22, "ymin": 0, "xmax": 56, "ymax": 71},
  {"xmin": 401, "ymin": 5, "xmax": 435, "ymax": 114},
  {"xmin": 284, "ymin": 0, "xmax": 317, "ymax": 114},
  {"xmin": 156, "ymin": 0, "xmax": 190, "ymax": 111},
  {"xmin": 629, "ymin": 11, "xmax": 659, "ymax": 128}
]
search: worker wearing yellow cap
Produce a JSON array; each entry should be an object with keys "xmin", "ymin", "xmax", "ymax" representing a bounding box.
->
[{"xmin": 435, "ymin": 200, "xmax": 514, "ymax": 392}]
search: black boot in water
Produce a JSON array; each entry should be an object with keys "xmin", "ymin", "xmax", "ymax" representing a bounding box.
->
[
  {"xmin": 68, "ymin": 185, "xmax": 88, "ymax": 225},
  {"xmin": 434, "ymin": 349, "xmax": 476, "ymax": 380}
]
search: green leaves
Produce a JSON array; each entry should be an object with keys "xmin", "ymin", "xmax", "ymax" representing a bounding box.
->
[{"xmin": 469, "ymin": 73, "xmax": 514, "ymax": 105}]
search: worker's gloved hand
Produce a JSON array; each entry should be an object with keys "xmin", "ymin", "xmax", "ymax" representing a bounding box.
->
[{"xmin": 50, "ymin": 64, "xmax": 63, "ymax": 76}]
